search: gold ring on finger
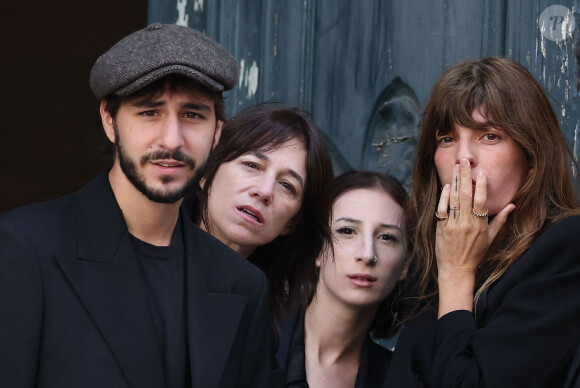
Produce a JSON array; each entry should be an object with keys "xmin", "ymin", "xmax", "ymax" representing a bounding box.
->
[{"xmin": 472, "ymin": 209, "xmax": 489, "ymax": 218}]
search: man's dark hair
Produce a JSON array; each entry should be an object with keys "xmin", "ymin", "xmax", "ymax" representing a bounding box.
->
[{"xmin": 103, "ymin": 74, "xmax": 225, "ymax": 122}]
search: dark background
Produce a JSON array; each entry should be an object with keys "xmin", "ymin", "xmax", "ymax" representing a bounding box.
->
[{"xmin": 1, "ymin": 1, "xmax": 147, "ymax": 213}]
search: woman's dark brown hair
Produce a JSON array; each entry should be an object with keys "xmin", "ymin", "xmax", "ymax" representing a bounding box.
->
[
  {"xmin": 408, "ymin": 57, "xmax": 580, "ymax": 313},
  {"xmin": 188, "ymin": 103, "xmax": 334, "ymax": 330},
  {"xmin": 324, "ymin": 170, "xmax": 409, "ymax": 338}
]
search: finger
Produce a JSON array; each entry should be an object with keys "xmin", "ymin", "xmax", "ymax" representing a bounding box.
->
[
  {"xmin": 436, "ymin": 184, "xmax": 451, "ymax": 222},
  {"xmin": 459, "ymin": 158, "xmax": 473, "ymax": 221},
  {"xmin": 472, "ymin": 171, "xmax": 487, "ymax": 221},
  {"xmin": 449, "ymin": 164, "xmax": 460, "ymax": 221},
  {"xmin": 488, "ymin": 203, "xmax": 516, "ymax": 240}
]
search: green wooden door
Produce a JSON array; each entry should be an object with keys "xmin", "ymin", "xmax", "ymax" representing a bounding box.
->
[{"xmin": 149, "ymin": 0, "xmax": 580, "ymax": 189}]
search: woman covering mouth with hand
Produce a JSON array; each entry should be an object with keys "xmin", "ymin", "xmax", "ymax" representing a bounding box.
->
[
  {"xmin": 276, "ymin": 171, "xmax": 410, "ymax": 388},
  {"xmin": 385, "ymin": 57, "xmax": 580, "ymax": 388},
  {"xmin": 187, "ymin": 103, "xmax": 334, "ymax": 330}
]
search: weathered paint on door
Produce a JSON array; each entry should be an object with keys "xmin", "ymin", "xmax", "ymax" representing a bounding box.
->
[{"xmin": 148, "ymin": 0, "xmax": 580, "ymax": 189}]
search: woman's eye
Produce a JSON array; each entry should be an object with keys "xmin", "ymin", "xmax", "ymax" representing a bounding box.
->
[
  {"xmin": 280, "ymin": 182, "xmax": 296, "ymax": 193},
  {"xmin": 439, "ymin": 136, "xmax": 453, "ymax": 144},
  {"xmin": 336, "ymin": 227, "xmax": 355, "ymax": 235},
  {"xmin": 379, "ymin": 233, "xmax": 398, "ymax": 243},
  {"xmin": 482, "ymin": 133, "xmax": 499, "ymax": 141},
  {"xmin": 243, "ymin": 162, "xmax": 259, "ymax": 170}
]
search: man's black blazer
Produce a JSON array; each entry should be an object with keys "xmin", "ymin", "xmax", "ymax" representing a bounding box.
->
[{"xmin": 0, "ymin": 172, "xmax": 271, "ymax": 388}]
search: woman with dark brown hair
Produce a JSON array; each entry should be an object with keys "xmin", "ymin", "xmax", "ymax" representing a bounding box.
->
[
  {"xmin": 277, "ymin": 171, "xmax": 409, "ymax": 388},
  {"xmin": 187, "ymin": 103, "xmax": 334, "ymax": 330},
  {"xmin": 385, "ymin": 57, "xmax": 580, "ymax": 387}
]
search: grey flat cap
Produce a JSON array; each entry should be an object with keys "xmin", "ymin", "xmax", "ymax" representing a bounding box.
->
[{"xmin": 90, "ymin": 23, "xmax": 239, "ymax": 99}]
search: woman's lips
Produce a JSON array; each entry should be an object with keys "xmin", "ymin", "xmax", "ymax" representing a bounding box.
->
[
  {"xmin": 347, "ymin": 273, "xmax": 377, "ymax": 288},
  {"xmin": 236, "ymin": 206, "xmax": 264, "ymax": 224}
]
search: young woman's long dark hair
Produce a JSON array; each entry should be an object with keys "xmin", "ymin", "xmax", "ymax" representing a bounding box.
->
[
  {"xmin": 188, "ymin": 103, "xmax": 334, "ymax": 330},
  {"xmin": 324, "ymin": 170, "xmax": 409, "ymax": 338}
]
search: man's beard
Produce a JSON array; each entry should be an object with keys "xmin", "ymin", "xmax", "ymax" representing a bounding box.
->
[{"xmin": 114, "ymin": 124, "xmax": 203, "ymax": 204}]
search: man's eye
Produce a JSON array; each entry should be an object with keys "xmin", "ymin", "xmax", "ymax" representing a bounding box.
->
[
  {"xmin": 185, "ymin": 112, "xmax": 203, "ymax": 119},
  {"xmin": 140, "ymin": 110, "xmax": 157, "ymax": 117}
]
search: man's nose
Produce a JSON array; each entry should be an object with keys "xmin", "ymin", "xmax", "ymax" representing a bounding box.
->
[{"xmin": 158, "ymin": 116, "xmax": 185, "ymax": 151}]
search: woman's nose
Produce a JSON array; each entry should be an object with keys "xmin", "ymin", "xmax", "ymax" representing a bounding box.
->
[
  {"xmin": 455, "ymin": 139, "xmax": 476, "ymax": 166},
  {"xmin": 249, "ymin": 178, "xmax": 274, "ymax": 205},
  {"xmin": 355, "ymin": 238, "xmax": 377, "ymax": 265}
]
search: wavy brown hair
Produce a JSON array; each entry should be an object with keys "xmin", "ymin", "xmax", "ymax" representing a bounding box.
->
[{"xmin": 407, "ymin": 57, "xmax": 580, "ymax": 314}]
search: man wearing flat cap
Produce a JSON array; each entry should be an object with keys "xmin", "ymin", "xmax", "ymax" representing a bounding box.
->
[{"xmin": 0, "ymin": 23, "xmax": 271, "ymax": 388}]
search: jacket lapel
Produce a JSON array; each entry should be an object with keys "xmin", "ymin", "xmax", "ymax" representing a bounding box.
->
[
  {"xmin": 54, "ymin": 173, "xmax": 165, "ymax": 388},
  {"xmin": 182, "ymin": 213, "xmax": 248, "ymax": 388}
]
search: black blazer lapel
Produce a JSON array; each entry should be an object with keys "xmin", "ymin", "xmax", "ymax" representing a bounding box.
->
[
  {"xmin": 187, "ymin": 291, "xmax": 247, "ymax": 387},
  {"xmin": 183, "ymin": 215, "xmax": 248, "ymax": 388},
  {"xmin": 55, "ymin": 173, "xmax": 164, "ymax": 388}
]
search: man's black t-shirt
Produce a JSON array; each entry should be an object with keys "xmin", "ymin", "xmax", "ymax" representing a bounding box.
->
[{"xmin": 132, "ymin": 218, "xmax": 190, "ymax": 388}]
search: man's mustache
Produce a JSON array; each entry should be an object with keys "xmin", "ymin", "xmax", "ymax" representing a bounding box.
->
[{"xmin": 140, "ymin": 150, "xmax": 196, "ymax": 170}]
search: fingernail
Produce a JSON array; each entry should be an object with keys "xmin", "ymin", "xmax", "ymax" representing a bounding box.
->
[{"xmin": 461, "ymin": 158, "xmax": 469, "ymax": 167}]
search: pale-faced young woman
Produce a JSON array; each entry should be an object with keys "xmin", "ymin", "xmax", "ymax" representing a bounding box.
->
[
  {"xmin": 188, "ymin": 103, "xmax": 334, "ymax": 329},
  {"xmin": 385, "ymin": 57, "xmax": 580, "ymax": 388},
  {"xmin": 276, "ymin": 171, "xmax": 410, "ymax": 388}
]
